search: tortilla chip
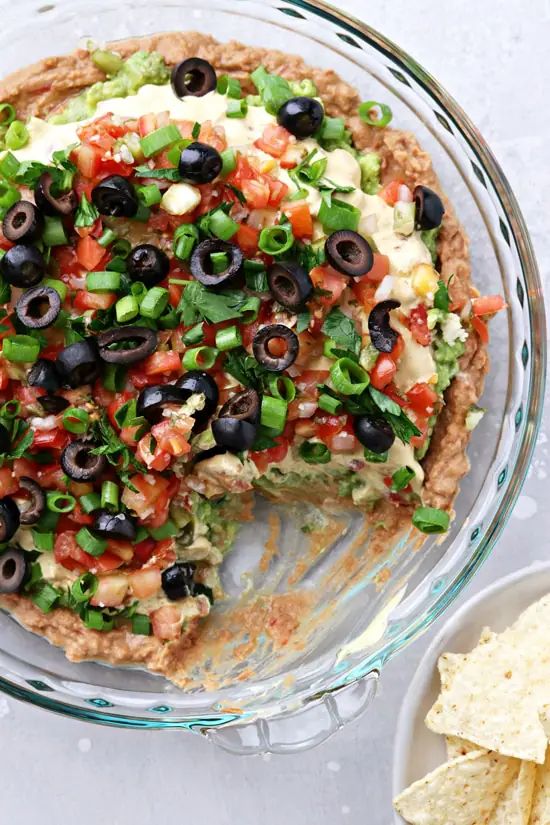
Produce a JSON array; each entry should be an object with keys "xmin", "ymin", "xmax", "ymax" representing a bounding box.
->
[
  {"xmin": 446, "ymin": 735, "xmax": 479, "ymax": 760},
  {"xmin": 488, "ymin": 761, "xmax": 536, "ymax": 825},
  {"xmin": 425, "ymin": 594, "xmax": 550, "ymax": 763},
  {"xmin": 393, "ymin": 750, "xmax": 518, "ymax": 825},
  {"xmin": 528, "ymin": 748, "xmax": 550, "ymax": 825}
]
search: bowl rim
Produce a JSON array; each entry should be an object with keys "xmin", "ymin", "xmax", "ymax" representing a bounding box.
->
[
  {"xmin": 0, "ymin": 0, "xmax": 545, "ymax": 727},
  {"xmin": 391, "ymin": 559, "xmax": 550, "ymax": 823}
]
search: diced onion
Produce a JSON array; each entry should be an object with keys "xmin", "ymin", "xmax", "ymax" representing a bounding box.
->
[
  {"xmin": 398, "ymin": 184, "xmax": 413, "ymax": 203},
  {"xmin": 330, "ymin": 431, "xmax": 357, "ymax": 452},
  {"xmin": 30, "ymin": 415, "xmax": 57, "ymax": 430},
  {"xmin": 363, "ymin": 213, "xmax": 379, "ymax": 236},
  {"xmin": 375, "ymin": 275, "xmax": 396, "ymax": 302},
  {"xmin": 296, "ymin": 400, "xmax": 318, "ymax": 418},
  {"xmin": 69, "ymin": 274, "xmax": 87, "ymax": 289}
]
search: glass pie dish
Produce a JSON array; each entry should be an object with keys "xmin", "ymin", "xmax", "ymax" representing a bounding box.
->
[{"xmin": 0, "ymin": 0, "xmax": 544, "ymax": 754}]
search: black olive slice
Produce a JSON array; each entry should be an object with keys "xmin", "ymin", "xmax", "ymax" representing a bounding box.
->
[
  {"xmin": 0, "ymin": 422, "xmax": 10, "ymax": 454},
  {"xmin": 267, "ymin": 261, "xmax": 313, "ymax": 311},
  {"xmin": 0, "ymin": 497, "xmax": 20, "ymax": 543},
  {"xmin": 368, "ymin": 300, "xmax": 401, "ymax": 353},
  {"xmin": 277, "ymin": 96, "xmax": 324, "ymax": 138},
  {"xmin": 161, "ymin": 561, "xmax": 197, "ymax": 600},
  {"xmin": 219, "ymin": 388, "xmax": 260, "ymax": 424},
  {"xmin": 175, "ymin": 370, "xmax": 219, "ymax": 426},
  {"xmin": 136, "ymin": 384, "xmax": 188, "ymax": 424},
  {"xmin": 38, "ymin": 395, "xmax": 69, "ymax": 414},
  {"xmin": 2, "ymin": 201, "xmax": 44, "ymax": 244},
  {"xmin": 179, "ymin": 142, "xmax": 222, "ymax": 184},
  {"xmin": 60, "ymin": 439, "xmax": 107, "ymax": 482},
  {"xmin": 34, "ymin": 172, "xmax": 77, "ymax": 217},
  {"xmin": 57, "ymin": 340, "xmax": 100, "ymax": 388},
  {"xmin": 127, "ymin": 244, "xmax": 170, "ymax": 288},
  {"xmin": 353, "ymin": 415, "xmax": 395, "ymax": 454},
  {"xmin": 212, "ymin": 417, "xmax": 257, "ymax": 452},
  {"xmin": 414, "ymin": 185, "xmax": 445, "ymax": 231},
  {"xmin": 28, "ymin": 358, "xmax": 61, "ymax": 393},
  {"xmin": 190, "ymin": 239, "xmax": 243, "ymax": 288},
  {"xmin": 252, "ymin": 324, "xmax": 299, "ymax": 372},
  {"xmin": 96, "ymin": 326, "xmax": 158, "ymax": 365},
  {"xmin": 0, "ymin": 245, "xmax": 46, "ymax": 288},
  {"xmin": 325, "ymin": 230, "xmax": 374, "ymax": 278},
  {"xmin": 91, "ymin": 175, "xmax": 139, "ymax": 218},
  {"xmin": 0, "ymin": 548, "xmax": 28, "ymax": 594},
  {"xmin": 16, "ymin": 286, "xmax": 61, "ymax": 329},
  {"xmin": 171, "ymin": 58, "xmax": 217, "ymax": 98},
  {"xmin": 15, "ymin": 477, "xmax": 45, "ymax": 525},
  {"xmin": 92, "ymin": 510, "xmax": 136, "ymax": 541}
]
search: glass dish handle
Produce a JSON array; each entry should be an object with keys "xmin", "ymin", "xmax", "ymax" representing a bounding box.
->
[{"xmin": 206, "ymin": 670, "xmax": 378, "ymax": 754}]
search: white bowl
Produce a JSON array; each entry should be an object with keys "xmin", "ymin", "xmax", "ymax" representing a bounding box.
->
[{"xmin": 392, "ymin": 560, "xmax": 550, "ymax": 823}]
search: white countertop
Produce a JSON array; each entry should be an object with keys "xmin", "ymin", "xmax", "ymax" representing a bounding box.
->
[{"xmin": 2, "ymin": 2, "xmax": 548, "ymax": 823}]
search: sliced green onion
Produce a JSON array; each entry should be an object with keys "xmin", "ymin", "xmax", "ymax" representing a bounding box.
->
[
  {"xmin": 182, "ymin": 322, "xmax": 204, "ymax": 346},
  {"xmin": 62, "ymin": 406, "xmax": 90, "ymax": 434},
  {"xmin": 0, "ymin": 152, "xmax": 19, "ymax": 181},
  {"xmin": 106, "ymin": 256, "xmax": 127, "ymax": 274},
  {"xmin": 46, "ymin": 491, "xmax": 76, "ymax": 513},
  {"xmin": 215, "ymin": 325, "xmax": 242, "ymax": 352},
  {"xmin": 101, "ymin": 481, "xmax": 119, "ymax": 511},
  {"xmin": 3, "ymin": 334, "xmax": 40, "ymax": 362},
  {"xmin": 98, "ymin": 228, "xmax": 117, "ymax": 248},
  {"xmin": 103, "ymin": 364, "xmax": 126, "ymax": 392},
  {"xmin": 140, "ymin": 124, "xmax": 182, "ymax": 158},
  {"xmin": 83, "ymin": 609, "xmax": 113, "ymax": 631},
  {"xmin": 0, "ymin": 399, "xmax": 20, "ymax": 418},
  {"xmin": 209, "ymin": 209, "xmax": 239, "ymax": 241},
  {"xmin": 260, "ymin": 395, "xmax": 288, "ymax": 434},
  {"xmin": 319, "ymin": 116, "xmax": 345, "ymax": 143},
  {"xmin": 132, "ymin": 525, "xmax": 149, "ymax": 544},
  {"xmin": 318, "ymin": 393, "xmax": 342, "ymax": 414},
  {"xmin": 71, "ymin": 572, "xmax": 98, "ymax": 604},
  {"xmin": 116, "ymin": 294, "xmax": 139, "ymax": 323},
  {"xmin": 220, "ymin": 148, "xmax": 237, "ymax": 177},
  {"xmin": 86, "ymin": 270, "xmax": 121, "ymax": 293},
  {"xmin": 31, "ymin": 582, "xmax": 60, "ymax": 613},
  {"xmin": 0, "ymin": 179, "xmax": 20, "ymax": 211},
  {"xmin": 0, "ymin": 103, "xmax": 16, "ymax": 126},
  {"xmin": 391, "ymin": 465, "xmax": 415, "ymax": 492},
  {"xmin": 287, "ymin": 188, "xmax": 310, "ymax": 202},
  {"xmin": 358, "ymin": 100, "xmax": 393, "ymax": 128},
  {"xmin": 318, "ymin": 196, "xmax": 360, "ymax": 232},
  {"xmin": 158, "ymin": 304, "xmax": 179, "ymax": 330},
  {"xmin": 268, "ymin": 374, "xmax": 296, "ymax": 403},
  {"xmin": 43, "ymin": 278, "xmax": 68, "ymax": 300},
  {"xmin": 131, "ymin": 613, "xmax": 151, "ymax": 635},
  {"xmin": 111, "ymin": 238, "xmax": 131, "ymax": 258},
  {"xmin": 31, "ymin": 530, "xmax": 54, "ymax": 552},
  {"xmin": 79, "ymin": 492, "xmax": 101, "ymax": 514},
  {"xmin": 244, "ymin": 259, "xmax": 268, "ymax": 292},
  {"xmin": 166, "ymin": 139, "xmax": 190, "ymax": 166},
  {"xmin": 33, "ymin": 509, "xmax": 59, "ymax": 532},
  {"xmin": 182, "ymin": 346, "xmax": 218, "ymax": 370},
  {"xmin": 149, "ymin": 519, "xmax": 179, "ymax": 540},
  {"xmin": 258, "ymin": 224, "xmax": 294, "ymax": 256},
  {"xmin": 92, "ymin": 48, "xmax": 123, "ymax": 75},
  {"xmin": 330, "ymin": 358, "xmax": 370, "ymax": 395},
  {"xmin": 173, "ymin": 223, "xmax": 199, "ymax": 260},
  {"xmin": 131, "ymin": 202, "xmax": 150, "ymax": 223},
  {"xmin": 5, "ymin": 120, "xmax": 29, "ymax": 150},
  {"xmin": 363, "ymin": 447, "xmax": 388, "ymax": 463},
  {"xmin": 299, "ymin": 441, "xmax": 331, "ymax": 464},
  {"xmin": 42, "ymin": 216, "xmax": 68, "ymax": 247},
  {"xmin": 226, "ymin": 98, "xmax": 248, "ymax": 119},
  {"xmin": 412, "ymin": 506, "xmax": 450, "ymax": 534},
  {"xmin": 76, "ymin": 527, "xmax": 107, "ymax": 557},
  {"xmin": 137, "ymin": 183, "xmax": 162, "ymax": 207},
  {"xmin": 323, "ymin": 338, "xmax": 339, "ymax": 359},
  {"xmin": 217, "ymin": 74, "xmax": 242, "ymax": 98},
  {"xmin": 239, "ymin": 296, "xmax": 261, "ymax": 323},
  {"xmin": 140, "ymin": 286, "xmax": 169, "ymax": 320},
  {"xmin": 130, "ymin": 281, "xmax": 147, "ymax": 303},
  {"xmin": 210, "ymin": 251, "xmax": 229, "ymax": 274}
]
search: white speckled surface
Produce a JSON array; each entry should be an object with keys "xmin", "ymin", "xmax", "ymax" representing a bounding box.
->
[{"xmin": 2, "ymin": 3, "xmax": 548, "ymax": 823}]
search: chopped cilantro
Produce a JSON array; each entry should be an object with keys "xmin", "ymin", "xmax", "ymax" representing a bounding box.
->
[{"xmin": 321, "ymin": 308, "xmax": 361, "ymax": 356}]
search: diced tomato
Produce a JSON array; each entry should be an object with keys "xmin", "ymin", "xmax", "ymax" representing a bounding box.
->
[
  {"xmin": 168, "ymin": 282, "xmax": 183, "ymax": 308},
  {"xmin": 136, "ymin": 433, "xmax": 172, "ymax": 472},
  {"xmin": 408, "ymin": 305, "xmax": 431, "ymax": 346},
  {"xmin": 249, "ymin": 439, "xmax": 289, "ymax": 474},
  {"xmin": 138, "ymin": 113, "xmax": 159, "ymax": 136},
  {"xmin": 406, "ymin": 382, "xmax": 439, "ymax": 416},
  {"xmin": 0, "ymin": 318, "xmax": 15, "ymax": 340},
  {"xmin": 410, "ymin": 414, "xmax": 430, "ymax": 449},
  {"xmin": 283, "ymin": 201, "xmax": 313, "ymax": 239},
  {"xmin": 295, "ymin": 369, "xmax": 329, "ymax": 395},
  {"xmin": 0, "ymin": 363, "xmax": 9, "ymax": 390},
  {"xmin": 128, "ymin": 567, "xmax": 162, "ymax": 600},
  {"xmin": 151, "ymin": 419, "xmax": 192, "ymax": 457},
  {"xmin": 151, "ymin": 605, "xmax": 184, "ymax": 641},
  {"xmin": 141, "ymin": 351, "xmax": 182, "ymax": 376},
  {"xmin": 76, "ymin": 236, "xmax": 106, "ymax": 270},
  {"xmin": 254, "ymin": 124, "xmax": 291, "ymax": 158},
  {"xmin": 379, "ymin": 179, "xmax": 405, "ymax": 206},
  {"xmin": 241, "ymin": 178, "xmax": 270, "ymax": 209},
  {"xmin": 90, "ymin": 574, "xmax": 129, "ymax": 607},
  {"xmin": 54, "ymin": 531, "xmax": 94, "ymax": 572},
  {"xmin": 121, "ymin": 473, "xmax": 170, "ymax": 520},
  {"xmin": 310, "ymin": 265, "xmax": 348, "ymax": 307},
  {"xmin": 73, "ymin": 291, "xmax": 117, "ymax": 312},
  {"xmin": 293, "ymin": 418, "xmax": 317, "ymax": 437},
  {"xmin": 32, "ymin": 429, "xmax": 69, "ymax": 451},
  {"xmin": 390, "ymin": 334, "xmax": 405, "ymax": 362},
  {"xmin": 370, "ymin": 354, "xmax": 397, "ymax": 390},
  {"xmin": 73, "ymin": 144, "xmax": 102, "ymax": 178},
  {"xmin": 38, "ymin": 464, "xmax": 67, "ymax": 489},
  {"xmin": 266, "ymin": 177, "xmax": 288, "ymax": 207},
  {"xmin": 91, "ymin": 553, "xmax": 126, "ymax": 574},
  {"xmin": 315, "ymin": 414, "xmax": 345, "ymax": 443},
  {"xmin": 366, "ymin": 253, "xmax": 390, "ymax": 283},
  {"xmin": 471, "ymin": 295, "xmax": 506, "ymax": 316},
  {"xmin": 0, "ymin": 466, "xmax": 17, "ymax": 496},
  {"xmin": 471, "ymin": 315, "xmax": 489, "ymax": 344},
  {"xmin": 66, "ymin": 504, "xmax": 94, "ymax": 526},
  {"xmin": 108, "ymin": 541, "xmax": 134, "ymax": 562},
  {"xmin": 235, "ymin": 223, "xmax": 259, "ymax": 256},
  {"xmin": 132, "ymin": 538, "xmax": 156, "ymax": 565},
  {"xmin": 12, "ymin": 458, "xmax": 39, "ymax": 480}
]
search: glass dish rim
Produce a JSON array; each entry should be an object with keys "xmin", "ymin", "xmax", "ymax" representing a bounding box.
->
[{"xmin": 0, "ymin": 0, "xmax": 545, "ymax": 727}]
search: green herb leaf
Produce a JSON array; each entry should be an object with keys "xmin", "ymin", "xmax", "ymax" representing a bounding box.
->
[
  {"xmin": 412, "ymin": 506, "xmax": 450, "ymax": 534},
  {"xmin": 321, "ymin": 308, "xmax": 361, "ymax": 356},
  {"xmin": 296, "ymin": 310, "xmax": 311, "ymax": 333},
  {"xmin": 251, "ymin": 426, "xmax": 279, "ymax": 451},
  {"xmin": 134, "ymin": 165, "xmax": 182, "ymax": 181},
  {"xmin": 224, "ymin": 348, "xmax": 272, "ymax": 391},
  {"xmin": 178, "ymin": 281, "xmax": 248, "ymax": 325},
  {"xmin": 74, "ymin": 193, "xmax": 99, "ymax": 228},
  {"xmin": 368, "ymin": 385, "xmax": 402, "ymax": 417},
  {"xmin": 192, "ymin": 121, "xmax": 201, "ymax": 139},
  {"xmin": 434, "ymin": 280, "xmax": 450, "ymax": 312},
  {"xmin": 250, "ymin": 66, "xmax": 293, "ymax": 114},
  {"xmin": 91, "ymin": 413, "xmax": 146, "ymax": 487}
]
